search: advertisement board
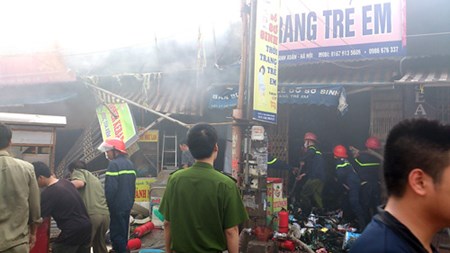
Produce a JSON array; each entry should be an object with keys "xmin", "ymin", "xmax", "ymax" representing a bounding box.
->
[
  {"xmin": 253, "ymin": 0, "xmax": 280, "ymax": 124},
  {"xmin": 279, "ymin": 0, "xmax": 407, "ymax": 63},
  {"xmin": 96, "ymin": 103, "xmax": 138, "ymax": 147}
]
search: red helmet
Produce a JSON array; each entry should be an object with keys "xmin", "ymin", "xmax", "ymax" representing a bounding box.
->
[
  {"xmin": 365, "ymin": 137, "xmax": 381, "ymax": 150},
  {"xmin": 333, "ymin": 145, "xmax": 348, "ymax": 158},
  {"xmin": 98, "ymin": 137, "xmax": 127, "ymax": 154},
  {"xmin": 304, "ymin": 132, "xmax": 318, "ymax": 142}
]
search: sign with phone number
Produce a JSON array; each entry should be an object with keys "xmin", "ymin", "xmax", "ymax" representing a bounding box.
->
[
  {"xmin": 280, "ymin": 41, "xmax": 406, "ymax": 63},
  {"xmin": 279, "ymin": 0, "xmax": 406, "ymax": 63}
]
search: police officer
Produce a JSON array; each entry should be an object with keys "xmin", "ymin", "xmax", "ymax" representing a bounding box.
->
[{"xmin": 333, "ymin": 145, "xmax": 366, "ymax": 231}]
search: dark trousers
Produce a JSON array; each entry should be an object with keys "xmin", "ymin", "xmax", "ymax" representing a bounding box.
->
[
  {"xmin": 52, "ymin": 242, "xmax": 90, "ymax": 253},
  {"xmin": 348, "ymin": 187, "xmax": 366, "ymax": 231},
  {"xmin": 360, "ymin": 182, "xmax": 380, "ymax": 222},
  {"xmin": 110, "ymin": 210, "xmax": 130, "ymax": 253}
]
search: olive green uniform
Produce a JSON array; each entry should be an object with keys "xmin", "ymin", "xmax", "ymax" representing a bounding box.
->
[
  {"xmin": 0, "ymin": 150, "xmax": 41, "ymax": 253},
  {"xmin": 71, "ymin": 169, "xmax": 110, "ymax": 253},
  {"xmin": 160, "ymin": 162, "xmax": 248, "ymax": 253}
]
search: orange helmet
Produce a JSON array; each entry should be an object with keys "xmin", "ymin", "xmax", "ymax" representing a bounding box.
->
[
  {"xmin": 333, "ymin": 145, "xmax": 348, "ymax": 158},
  {"xmin": 304, "ymin": 132, "xmax": 318, "ymax": 142},
  {"xmin": 98, "ymin": 137, "xmax": 127, "ymax": 154},
  {"xmin": 365, "ymin": 137, "xmax": 381, "ymax": 150}
]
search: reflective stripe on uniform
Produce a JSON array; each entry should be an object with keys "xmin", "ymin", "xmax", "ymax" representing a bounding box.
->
[
  {"xmin": 309, "ymin": 146, "xmax": 322, "ymax": 155},
  {"xmin": 355, "ymin": 158, "xmax": 380, "ymax": 167},
  {"xmin": 336, "ymin": 162, "xmax": 350, "ymax": 170},
  {"xmin": 267, "ymin": 158, "xmax": 277, "ymax": 165},
  {"xmin": 105, "ymin": 170, "xmax": 136, "ymax": 176}
]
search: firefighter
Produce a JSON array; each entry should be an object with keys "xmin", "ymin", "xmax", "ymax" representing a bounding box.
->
[
  {"xmin": 333, "ymin": 145, "xmax": 366, "ymax": 231},
  {"xmin": 350, "ymin": 136, "xmax": 383, "ymax": 222},
  {"xmin": 98, "ymin": 138, "xmax": 136, "ymax": 253},
  {"xmin": 298, "ymin": 132, "xmax": 326, "ymax": 214}
]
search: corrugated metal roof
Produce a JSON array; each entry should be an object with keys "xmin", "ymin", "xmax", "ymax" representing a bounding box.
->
[
  {"xmin": 395, "ymin": 55, "xmax": 450, "ymax": 85},
  {"xmin": 396, "ymin": 69, "xmax": 450, "ymax": 84},
  {"xmin": 87, "ymin": 73, "xmax": 203, "ymax": 116}
]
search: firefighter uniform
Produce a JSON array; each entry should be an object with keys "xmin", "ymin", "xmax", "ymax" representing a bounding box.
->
[
  {"xmin": 105, "ymin": 155, "xmax": 136, "ymax": 253},
  {"xmin": 335, "ymin": 158, "xmax": 366, "ymax": 230},
  {"xmin": 354, "ymin": 152, "xmax": 382, "ymax": 221},
  {"xmin": 300, "ymin": 145, "xmax": 326, "ymax": 211}
]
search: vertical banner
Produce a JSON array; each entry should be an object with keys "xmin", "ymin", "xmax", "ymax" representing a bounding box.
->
[
  {"xmin": 252, "ymin": 0, "xmax": 280, "ymax": 124},
  {"xmin": 96, "ymin": 103, "xmax": 139, "ymax": 148}
]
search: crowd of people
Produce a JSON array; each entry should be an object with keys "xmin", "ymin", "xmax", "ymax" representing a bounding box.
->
[
  {"xmin": 270, "ymin": 131, "xmax": 384, "ymax": 231},
  {"xmin": 2, "ymin": 118, "xmax": 450, "ymax": 253},
  {"xmin": 0, "ymin": 122, "xmax": 136, "ymax": 253}
]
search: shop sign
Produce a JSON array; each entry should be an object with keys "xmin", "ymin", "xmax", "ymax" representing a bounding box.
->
[
  {"xmin": 279, "ymin": 0, "xmax": 407, "ymax": 63},
  {"xmin": 96, "ymin": 103, "xmax": 138, "ymax": 147},
  {"xmin": 139, "ymin": 129, "xmax": 159, "ymax": 143},
  {"xmin": 253, "ymin": 0, "xmax": 280, "ymax": 124},
  {"xmin": 135, "ymin": 177, "xmax": 157, "ymax": 203},
  {"xmin": 404, "ymin": 85, "xmax": 435, "ymax": 119}
]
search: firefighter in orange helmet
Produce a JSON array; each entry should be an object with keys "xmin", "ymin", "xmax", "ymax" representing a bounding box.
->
[
  {"xmin": 349, "ymin": 136, "xmax": 383, "ymax": 223},
  {"xmin": 334, "ymin": 145, "xmax": 366, "ymax": 231},
  {"xmin": 98, "ymin": 138, "xmax": 136, "ymax": 253},
  {"xmin": 296, "ymin": 132, "xmax": 326, "ymax": 213}
]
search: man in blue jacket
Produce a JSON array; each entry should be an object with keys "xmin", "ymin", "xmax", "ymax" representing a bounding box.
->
[
  {"xmin": 350, "ymin": 119, "xmax": 450, "ymax": 253},
  {"xmin": 98, "ymin": 138, "xmax": 136, "ymax": 253}
]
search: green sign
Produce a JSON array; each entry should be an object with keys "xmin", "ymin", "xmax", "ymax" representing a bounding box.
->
[{"xmin": 96, "ymin": 103, "xmax": 138, "ymax": 147}]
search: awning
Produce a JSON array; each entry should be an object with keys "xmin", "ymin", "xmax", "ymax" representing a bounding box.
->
[
  {"xmin": 395, "ymin": 70, "xmax": 450, "ymax": 85},
  {"xmin": 395, "ymin": 55, "xmax": 450, "ymax": 85},
  {"xmin": 208, "ymin": 85, "xmax": 348, "ymax": 114},
  {"xmin": 0, "ymin": 84, "xmax": 77, "ymax": 107},
  {"xmin": 280, "ymin": 59, "xmax": 400, "ymax": 85}
]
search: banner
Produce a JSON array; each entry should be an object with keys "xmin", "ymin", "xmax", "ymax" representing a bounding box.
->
[
  {"xmin": 279, "ymin": 0, "xmax": 406, "ymax": 63},
  {"xmin": 209, "ymin": 85, "xmax": 347, "ymax": 114},
  {"xmin": 208, "ymin": 87, "xmax": 239, "ymax": 109},
  {"xmin": 96, "ymin": 103, "xmax": 138, "ymax": 147},
  {"xmin": 279, "ymin": 85, "xmax": 341, "ymax": 104},
  {"xmin": 253, "ymin": 0, "xmax": 280, "ymax": 124}
]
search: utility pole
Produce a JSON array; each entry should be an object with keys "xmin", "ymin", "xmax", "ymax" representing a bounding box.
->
[{"xmin": 231, "ymin": 0, "xmax": 250, "ymax": 183}]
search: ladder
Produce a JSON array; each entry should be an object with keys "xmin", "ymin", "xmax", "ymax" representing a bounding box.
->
[{"xmin": 161, "ymin": 133, "xmax": 178, "ymax": 169}]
